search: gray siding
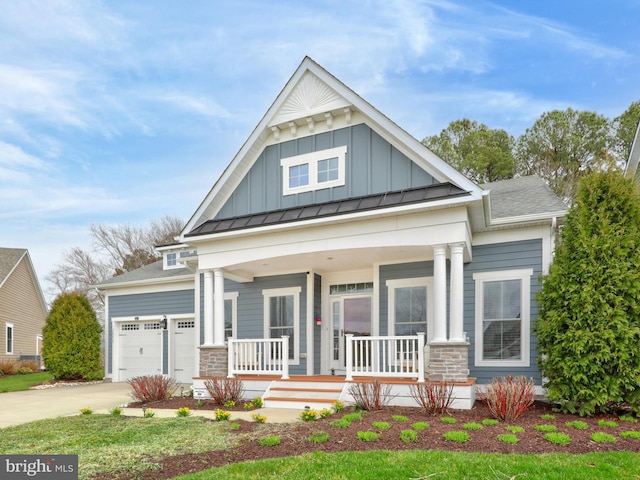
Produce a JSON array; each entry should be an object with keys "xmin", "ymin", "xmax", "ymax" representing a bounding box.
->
[
  {"xmin": 108, "ymin": 289, "xmax": 194, "ymax": 375},
  {"xmin": 464, "ymin": 239, "xmax": 543, "ymax": 384},
  {"xmin": 216, "ymin": 124, "xmax": 436, "ymax": 219}
]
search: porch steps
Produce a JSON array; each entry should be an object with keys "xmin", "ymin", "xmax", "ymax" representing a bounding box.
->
[{"xmin": 262, "ymin": 379, "xmax": 345, "ymax": 410}]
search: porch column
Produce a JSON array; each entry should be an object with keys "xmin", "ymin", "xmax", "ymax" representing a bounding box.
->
[
  {"xmin": 213, "ymin": 268, "xmax": 225, "ymax": 346},
  {"xmin": 432, "ymin": 244, "xmax": 447, "ymax": 343},
  {"xmin": 203, "ymin": 270, "xmax": 214, "ymax": 346},
  {"xmin": 449, "ymin": 243, "xmax": 465, "ymax": 342}
]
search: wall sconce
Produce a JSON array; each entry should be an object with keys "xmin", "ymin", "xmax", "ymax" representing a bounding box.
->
[{"xmin": 160, "ymin": 315, "xmax": 168, "ymax": 330}]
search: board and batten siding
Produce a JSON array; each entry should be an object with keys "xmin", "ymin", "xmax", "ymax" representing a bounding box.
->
[
  {"xmin": 464, "ymin": 239, "xmax": 543, "ymax": 385},
  {"xmin": 215, "ymin": 124, "xmax": 437, "ymax": 219},
  {"xmin": 202, "ymin": 273, "xmax": 309, "ymax": 375},
  {"xmin": 0, "ymin": 257, "xmax": 46, "ymax": 361},
  {"xmin": 108, "ymin": 289, "xmax": 194, "ymax": 376}
]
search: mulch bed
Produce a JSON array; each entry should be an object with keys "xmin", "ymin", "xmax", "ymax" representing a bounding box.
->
[{"xmin": 98, "ymin": 398, "xmax": 640, "ymax": 480}]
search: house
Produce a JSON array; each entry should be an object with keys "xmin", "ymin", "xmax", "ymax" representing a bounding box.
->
[
  {"xmin": 624, "ymin": 121, "xmax": 640, "ymax": 181},
  {"xmin": 98, "ymin": 57, "xmax": 567, "ymax": 409},
  {"xmin": 0, "ymin": 248, "xmax": 48, "ymax": 366}
]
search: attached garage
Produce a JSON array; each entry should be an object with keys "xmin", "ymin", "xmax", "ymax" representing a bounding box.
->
[
  {"xmin": 171, "ymin": 319, "xmax": 196, "ymax": 383},
  {"xmin": 117, "ymin": 321, "xmax": 163, "ymax": 380}
]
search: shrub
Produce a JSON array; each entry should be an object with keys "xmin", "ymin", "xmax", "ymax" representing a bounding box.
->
[
  {"xmin": 299, "ymin": 409, "xmax": 318, "ymax": 422},
  {"xmin": 372, "ymin": 421, "xmax": 391, "ymax": 430},
  {"xmin": 544, "ymin": 433, "xmax": 571, "ymax": 445},
  {"xmin": 620, "ymin": 431, "xmax": 640, "ymax": 439},
  {"xmin": 127, "ymin": 375, "xmax": 180, "ymax": 403},
  {"xmin": 463, "ymin": 422, "xmax": 483, "ymax": 431},
  {"xmin": 42, "ymin": 293, "xmax": 103, "ymax": 381},
  {"xmin": 204, "ymin": 377, "xmax": 244, "ymax": 405},
  {"xmin": 598, "ymin": 419, "xmax": 618, "ymax": 427},
  {"xmin": 308, "ymin": 431, "xmax": 329, "ymax": 443},
  {"xmin": 497, "ymin": 433, "xmax": 519, "ymax": 444},
  {"xmin": 19, "ymin": 360, "xmax": 40, "ymax": 372},
  {"xmin": 0, "ymin": 359, "xmax": 17, "ymax": 375},
  {"xmin": 410, "ymin": 381, "xmax": 455, "ymax": 415},
  {"xmin": 110, "ymin": 407, "xmax": 122, "ymax": 416},
  {"xmin": 329, "ymin": 418, "xmax": 351, "ymax": 428},
  {"xmin": 348, "ymin": 380, "xmax": 395, "ymax": 411},
  {"xmin": 482, "ymin": 418, "xmax": 499, "ymax": 426},
  {"xmin": 535, "ymin": 425, "xmax": 557, "ymax": 432},
  {"xmin": 591, "ymin": 432, "xmax": 616, "ymax": 443},
  {"xmin": 536, "ymin": 171, "xmax": 640, "ymax": 416},
  {"xmin": 259, "ymin": 436, "xmax": 280, "ymax": 446},
  {"xmin": 214, "ymin": 409, "xmax": 232, "ymax": 421},
  {"xmin": 506, "ymin": 426, "xmax": 525, "ymax": 434},
  {"xmin": 357, "ymin": 431, "xmax": 380, "ymax": 442},
  {"xmin": 392, "ymin": 415, "xmax": 408, "ymax": 422},
  {"xmin": 15, "ymin": 367, "xmax": 34, "ymax": 375},
  {"xmin": 400, "ymin": 429, "xmax": 418, "ymax": 443},
  {"xmin": 477, "ymin": 376, "xmax": 535, "ymax": 421},
  {"xmin": 440, "ymin": 417, "xmax": 456, "ymax": 424},
  {"xmin": 411, "ymin": 422, "xmax": 429, "ymax": 430},
  {"xmin": 565, "ymin": 420, "xmax": 588, "ymax": 430},
  {"xmin": 443, "ymin": 431, "xmax": 469, "ymax": 443}
]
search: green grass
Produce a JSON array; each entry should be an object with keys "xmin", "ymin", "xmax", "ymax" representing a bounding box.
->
[
  {"xmin": 565, "ymin": 420, "xmax": 588, "ymax": 430},
  {"xmin": 462, "ymin": 422, "xmax": 483, "ymax": 431},
  {"xmin": 544, "ymin": 433, "xmax": 572, "ymax": 445},
  {"xmin": 482, "ymin": 418, "xmax": 499, "ymax": 426},
  {"xmin": 0, "ymin": 415, "xmax": 240, "ymax": 479},
  {"xmin": 506, "ymin": 426, "xmax": 525, "ymax": 434},
  {"xmin": 443, "ymin": 431, "xmax": 469, "ymax": 443},
  {"xmin": 173, "ymin": 451, "xmax": 640, "ymax": 480},
  {"xmin": 497, "ymin": 433, "xmax": 519, "ymax": 444},
  {"xmin": 0, "ymin": 372, "xmax": 53, "ymax": 392}
]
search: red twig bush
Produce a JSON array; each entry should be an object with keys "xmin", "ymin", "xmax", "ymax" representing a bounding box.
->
[
  {"xmin": 127, "ymin": 375, "xmax": 180, "ymax": 403},
  {"xmin": 477, "ymin": 375, "xmax": 536, "ymax": 421},
  {"xmin": 410, "ymin": 381, "xmax": 455, "ymax": 415},
  {"xmin": 204, "ymin": 377, "xmax": 245, "ymax": 404},
  {"xmin": 348, "ymin": 379, "xmax": 395, "ymax": 411}
]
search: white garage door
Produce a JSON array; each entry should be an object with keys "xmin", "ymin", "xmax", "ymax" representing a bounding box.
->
[
  {"xmin": 118, "ymin": 322, "xmax": 162, "ymax": 380},
  {"xmin": 172, "ymin": 320, "xmax": 196, "ymax": 383}
]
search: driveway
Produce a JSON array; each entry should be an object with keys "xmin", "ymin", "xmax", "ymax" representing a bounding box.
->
[{"xmin": 0, "ymin": 382, "xmax": 132, "ymax": 428}]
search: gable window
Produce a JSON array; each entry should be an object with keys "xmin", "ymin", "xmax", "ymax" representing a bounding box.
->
[
  {"xmin": 281, "ymin": 145, "xmax": 347, "ymax": 195},
  {"xmin": 473, "ymin": 269, "xmax": 532, "ymax": 367},
  {"xmin": 6, "ymin": 323, "xmax": 13, "ymax": 355},
  {"xmin": 163, "ymin": 250, "xmax": 195, "ymax": 270},
  {"xmin": 166, "ymin": 253, "xmax": 177, "ymax": 267},
  {"xmin": 263, "ymin": 287, "xmax": 301, "ymax": 363}
]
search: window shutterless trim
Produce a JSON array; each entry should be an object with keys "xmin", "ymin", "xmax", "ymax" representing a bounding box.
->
[{"xmin": 281, "ymin": 146, "xmax": 347, "ymax": 196}]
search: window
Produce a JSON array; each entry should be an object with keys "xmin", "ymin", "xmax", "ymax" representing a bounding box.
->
[
  {"xmin": 387, "ymin": 278, "xmax": 433, "ymax": 337},
  {"xmin": 163, "ymin": 250, "xmax": 195, "ymax": 270},
  {"xmin": 6, "ymin": 323, "xmax": 13, "ymax": 355},
  {"xmin": 473, "ymin": 269, "xmax": 533, "ymax": 367},
  {"xmin": 166, "ymin": 252, "xmax": 177, "ymax": 267},
  {"xmin": 223, "ymin": 292, "xmax": 239, "ymax": 341},
  {"xmin": 281, "ymin": 145, "xmax": 347, "ymax": 195},
  {"xmin": 263, "ymin": 287, "xmax": 301, "ymax": 363}
]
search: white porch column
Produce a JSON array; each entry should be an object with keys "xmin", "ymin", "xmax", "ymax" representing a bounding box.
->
[
  {"xmin": 203, "ymin": 270, "xmax": 214, "ymax": 346},
  {"xmin": 213, "ymin": 268, "xmax": 225, "ymax": 346},
  {"xmin": 449, "ymin": 243, "xmax": 465, "ymax": 342},
  {"xmin": 432, "ymin": 245, "xmax": 447, "ymax": 343}
]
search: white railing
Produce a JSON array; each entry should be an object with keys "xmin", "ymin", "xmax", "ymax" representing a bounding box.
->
[
  {"xmin": 227, "ymin": 336, "xmax": 290, "ymax": 379},
  {"xmin": 345, "ymin": 332, "xmax": 425, "ymax": 382}
]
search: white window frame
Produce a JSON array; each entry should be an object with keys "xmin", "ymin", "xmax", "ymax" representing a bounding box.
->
[
  {"xmin": 263, "ymin": 286, "xmax": 301, "ymax": 365},
  {"xmin": 163, "ymin": 250, "xmax": 194, "ymax": 270},
  {"xmin": 223, "ymin": 292, "xmax": 239, "ymax": 342},
  {"xmin": 281, "ymin": 145, "xmax": 347, "ymax": 196},
  {"xmin": 473, "ymin": 268, "xmax": 533, "ymax": 367},
  {"xmin": 386, "ymin": 277, "xmax": 433, "ymax": 339},
  {"xmin": 6, "ymin": 323, "xmax": 14, "ymax": 355}
]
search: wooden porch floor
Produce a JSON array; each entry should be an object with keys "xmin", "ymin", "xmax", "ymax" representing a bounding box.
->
[{"xmin": 231, "ymin": 374, "xmax": 476, "ymax": 386}]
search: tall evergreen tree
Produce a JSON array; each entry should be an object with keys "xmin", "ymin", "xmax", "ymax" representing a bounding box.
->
[{"xmin": 536, "ymin": 170, "xmax": 640, "ymax": 415}]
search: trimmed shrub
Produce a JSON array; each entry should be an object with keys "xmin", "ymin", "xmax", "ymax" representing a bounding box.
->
[
  {"xmin": 477, "ymin": 376, "xmax": 535, "ymax": 421},
  {"xmin": 536, "ymin": 171, "xmax": 640, "ymax": 416},
  {"xmin": 42, "ymin": 293, "xmax": 103, "ymax": 381}
]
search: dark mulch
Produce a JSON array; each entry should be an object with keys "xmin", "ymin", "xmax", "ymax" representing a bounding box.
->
[{"xmin": 97, "ymin": 399, "xmax": 640, "ymax": 480}]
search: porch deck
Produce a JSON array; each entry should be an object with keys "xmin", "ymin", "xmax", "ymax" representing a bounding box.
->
[{"xmin": 192, "ymin": 374, "xmax": 477, "ymax": 410}]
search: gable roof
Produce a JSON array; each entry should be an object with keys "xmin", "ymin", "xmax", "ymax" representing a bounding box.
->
[
  {"xmin": 0, "ymin": 247, "xmax": 48, "ymax": 313},
  {"xmin": 97, "ymin": 260, "xmax": 192, "ymax": 289},
  {"xmin": 181, "ymin": 57, "xmax": 483, "ymax": 239}
]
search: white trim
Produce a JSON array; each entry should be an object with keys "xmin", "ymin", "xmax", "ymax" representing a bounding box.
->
[
  {"xmin": 223, "ymin": 291, "xmax": 239, "ymax": 341},
  {"xmin": 262, "ymin": 286, "xmax": 301, "ymax": 365},
  {"xmin": 386, "ymin": 277, "xmax": 434, "ymax": 341},
  {"xmin": 473, "ymin": 268, "xmax": 533, "ymax": 367},
  {"xmin": 98, "ymin": 276, "xmax": 193, "ymax": 293},
  {"xmin": 306, "ymin": 271, "xmax": 314, "ymax": 375},
  {"xmin": 281, "ymin": 145, "xmax": 347, "ymax": 195},
  {"xmin": 6, "ymin": 322, "xmax": 14, "ymax": 355},
  {"xmin": 168, "ymin": 315, "xmax": 196, "ymax": 382}
]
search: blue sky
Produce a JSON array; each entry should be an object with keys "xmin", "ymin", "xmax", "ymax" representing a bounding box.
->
[{"xmin": 2, "ymin": 0, "xmax": 640, "ymax": 295}]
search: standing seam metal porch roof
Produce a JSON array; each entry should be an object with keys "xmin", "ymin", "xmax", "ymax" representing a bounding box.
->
[{"xmin": 186, "ymin": 182, "xmax": 470, "ymax": 237}]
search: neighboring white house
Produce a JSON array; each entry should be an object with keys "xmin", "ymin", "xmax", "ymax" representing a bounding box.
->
[{"xmin": 97, "ymin": 57, "xmax": 567, "ymax": 408}]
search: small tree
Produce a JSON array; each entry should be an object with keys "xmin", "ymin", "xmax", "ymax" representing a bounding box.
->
[
  {"xmin": 42, "ymin": 292, "xmax": 103, "ymax": 381},
  {"xmin": 536, "ymin": 170, "xmax": 640, "ymax": 415}
]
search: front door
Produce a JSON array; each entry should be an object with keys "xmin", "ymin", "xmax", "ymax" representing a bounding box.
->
[{"xmin": 329, "ymin": 295, "xmax": 372, "ymax": 374}]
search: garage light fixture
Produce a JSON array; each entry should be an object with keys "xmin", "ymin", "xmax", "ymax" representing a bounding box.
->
[{"xmin": 160, "ymin": 315, "xmax": 168, "ymax": 330}]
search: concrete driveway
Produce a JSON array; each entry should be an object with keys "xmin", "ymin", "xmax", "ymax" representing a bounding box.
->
[{"xmin": 0, "ymin": 382, "xmax": 132, "ymax": 429}]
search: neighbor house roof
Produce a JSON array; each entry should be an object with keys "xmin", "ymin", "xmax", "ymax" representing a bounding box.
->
[
  {"xmin": 483, "ymin": 175, "xmax": 567, "ymax": 221},
  {"xmin": 97, "ymin": 260, "xmax": 192, "ymax": 288},
  {"xmin": 0, "ymin": 247, "xmax": 48, "ymax": 313}
]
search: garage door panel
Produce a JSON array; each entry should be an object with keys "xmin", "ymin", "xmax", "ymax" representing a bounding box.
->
[
  {"xmin": 173, "ymin": 320, "xmax": 195, "ymax": 383},
  {"xmin": 118, "ymin": 322, "xmax": 162, "ymax": 380}
]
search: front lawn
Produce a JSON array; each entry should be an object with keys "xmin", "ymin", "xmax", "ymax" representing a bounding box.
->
[{"xmin": 0, "ymin": 372, "xmax": 53, "ymax": 392}]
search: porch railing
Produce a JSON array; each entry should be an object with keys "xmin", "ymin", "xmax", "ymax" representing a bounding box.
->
[
  {"xmin": 227, "ymin": 336, "xmax": 290, "ymax": 379},
  {"xmin": 345, "ymin": 332, "xmax": 425, "ymax": 382}
]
